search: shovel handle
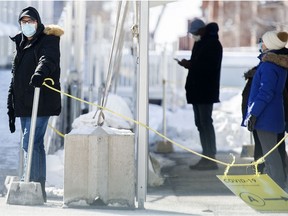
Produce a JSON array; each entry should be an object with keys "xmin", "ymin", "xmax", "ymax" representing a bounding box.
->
[{"xmin": 25, "ymin": 87, "xmax": 41, "ymax": 182}]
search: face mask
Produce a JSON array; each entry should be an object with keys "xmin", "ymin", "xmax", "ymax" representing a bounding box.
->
[
  {"xmin": 21, "ymin": 23, "xmax": 36, "ymax": 37},
  {"xmin": 192, "ymin": 35, "xmax": 201, "ymax": 42}
]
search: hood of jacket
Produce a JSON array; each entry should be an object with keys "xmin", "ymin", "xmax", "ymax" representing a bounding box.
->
[
  {"xmin": 262, "ymin": 51, "xmax": 288, "ymax": 69},
  {"xmin": 43, "ymin": 25, "xmax": 64, "ymax": 37},
  {"xmin": 18, "ymin": 6, "xmax": 42, "ymax": 25},
  {"xmin": 18, "ymin": 7, "xmax": 44, "ymax": 43},
  {"xmin": 206, "ymin": 22, "xmax": 219, "ymax": 39}
]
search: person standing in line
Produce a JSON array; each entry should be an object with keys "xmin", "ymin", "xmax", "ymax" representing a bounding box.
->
[
  {"xmin": 7, "ymin": 6, "xmax": 64, "ymax": 202},
  {"xmin": 177, "ymin": 18, "xmax": 223, "ymax": 170},
  {"xmin": 242, "ymin": 30, "xmax": 288, "ymax": 190},
  {"xmin": 242, "ymin": 64, "xmax": 288, "ymax": 179}
]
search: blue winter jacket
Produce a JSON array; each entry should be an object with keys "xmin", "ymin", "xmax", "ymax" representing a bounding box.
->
[{"xmin": 242, "ymin": 51, "xmax": 288, "ymax": 133}]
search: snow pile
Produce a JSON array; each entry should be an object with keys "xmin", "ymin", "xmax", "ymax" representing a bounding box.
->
[
  {"xmin": 149, "ymin": 87, "xmax": 250, "ymax": 153},
  {"xmin": 46, "ymin": 149, "xmax": 64, "ymax": 189},
  {"xmin": 72, "ymin": 94, "xmax": 134, "ymax": 130}
]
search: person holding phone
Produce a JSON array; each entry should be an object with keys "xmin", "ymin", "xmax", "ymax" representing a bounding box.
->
[{"xmin": 177, "ymin": 18, "xmax": 223, "ymax": 170}]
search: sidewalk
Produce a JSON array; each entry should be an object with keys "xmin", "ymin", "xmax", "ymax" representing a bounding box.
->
[{"xmin": 1, "ymin": 152, "xmax": 286, "ymax": 216}]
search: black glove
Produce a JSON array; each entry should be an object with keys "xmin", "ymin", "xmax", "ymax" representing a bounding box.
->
[
  {"xmin": 247, "ymin": 114, "xmax": 257, "ymax": 132},
  {"xmin": 8, "ymin": 109, "xmax": 15, "ymax": 133},
  {"xmin": 30, "ymin": 73, "xmax": 44, "ymax": 87},
  {"xmin": 178, "ymin": 59, "xmax": 190, "ymax": 69}
]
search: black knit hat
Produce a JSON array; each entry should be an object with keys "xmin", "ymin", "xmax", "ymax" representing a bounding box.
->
[{"xmin": 18, "ymin": 6, "xmax": 41, "ymax": 23}]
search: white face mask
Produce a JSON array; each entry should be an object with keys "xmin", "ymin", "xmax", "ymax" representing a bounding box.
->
[
  {"xmin": 192, "ymin": 35, "xmax": 201, "ymax": 42},
  {"xmin": 21, "ymin": 23, "xmax": 36, "ymax": 38}
]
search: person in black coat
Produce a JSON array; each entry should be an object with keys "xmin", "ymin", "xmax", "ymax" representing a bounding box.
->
[
  {"xmin": 7, "ymin": 6, "xmax": 64, "ymax": 202},
  {"xmin": 177, "ymin": 19, "xmax": 223, "ymax": 170}
]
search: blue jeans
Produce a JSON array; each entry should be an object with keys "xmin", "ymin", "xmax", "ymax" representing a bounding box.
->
[
  {"xmin": 193, "ymin": 104, "xmax": 216, "ymax": 157},
  {"xmin": 20, "ymin": 116, "xmax": 49, "ymax": 182}
]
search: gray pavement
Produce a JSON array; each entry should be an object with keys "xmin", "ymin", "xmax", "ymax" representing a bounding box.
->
[{"xmin": 1, "ymin": 151, "xmax": 287, "ymax": 215}]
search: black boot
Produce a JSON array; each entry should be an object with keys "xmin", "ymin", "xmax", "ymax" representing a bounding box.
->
[{"xmin": 40, "ymin": 180, "xmax": 47, "ymax": 203}]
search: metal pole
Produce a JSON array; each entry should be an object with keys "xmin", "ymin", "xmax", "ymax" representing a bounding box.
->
[
  {"xmin": 87, "ymin": 16, "xmax": 96, "ymax": 112},
  {"xmin": 137, "ymin": 1, "xmax": 149, "ymax": 209},
  {"xmin": 162, "ymin": 79, "xmax": 167, "ymax": 140},
  {"xmin": 24, "ymin": 87, "xmax": 40, "ymax": 182},
  {"xmin": 162, "ymin": 48, "xmax": 168, "ymax": 140}
]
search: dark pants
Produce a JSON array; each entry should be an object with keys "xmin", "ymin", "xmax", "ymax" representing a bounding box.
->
[
  {"xmin": 256, "ymin": 130, "xmax": 286, "ymax": 189},
  {"xmin": 193, "ymin": 104, "xmax": 216, "ymax": 157},
  {"xmin": 253, "ymin": 130, "xmax": 287, "ymax": 173}
]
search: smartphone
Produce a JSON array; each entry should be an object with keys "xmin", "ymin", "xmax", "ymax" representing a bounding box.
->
[{"xmin": 173, "ymin": 58, "xmax": 180, "ymax": 63}]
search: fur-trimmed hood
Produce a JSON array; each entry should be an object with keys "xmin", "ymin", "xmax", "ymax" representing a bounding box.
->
[
  {"xmin": 262, "ymin": 52, "xmax": 288, "ymax": 69},
  {"xmin": 44, "ymin": 24, "xmax": 64, "ymax": 37}
]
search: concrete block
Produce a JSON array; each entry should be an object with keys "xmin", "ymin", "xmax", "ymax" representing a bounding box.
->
[
  {"xmin": 63, "ymin": 133, "xmax": 90, "ymax": 203},
  {"xmin": 64, "ymin": 126, "xmax": 135, "ymax": 207},
  {"xmin": 6, "ymin": 181, "xmax": 44, "ymax": 205},
  {"xmin": 103, "ymin": 129, "xmax": 135, "ymax": 206}
]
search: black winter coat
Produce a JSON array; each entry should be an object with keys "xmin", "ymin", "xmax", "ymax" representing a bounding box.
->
[
  {"xmin": 7, "ymin": 22, "xmax": 64, "ymax": 117},
  {"xmin": 241, "ymin": 66, "xmax": 257, "ymax": 118},
  {"xmin": 185, "ymin": 33, "xmax": 222, "ymax": 104}
]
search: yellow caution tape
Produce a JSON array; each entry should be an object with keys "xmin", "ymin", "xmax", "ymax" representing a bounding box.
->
[{"xmin": 42, "ymin": 80, "xmax": 287, "ymax": 176}]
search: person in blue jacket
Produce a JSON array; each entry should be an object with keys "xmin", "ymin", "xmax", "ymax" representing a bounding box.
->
[{"xmin": 242, "ymin": 30, "xmax": 288, "ymax": 189}]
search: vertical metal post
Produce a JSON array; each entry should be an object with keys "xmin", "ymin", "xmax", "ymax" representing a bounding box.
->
[
  {"xmin": 25, "ymin": 87, "xmax": 40, "ymax": 182},
  {"xmin": 73, "ymin": 0, "xmax": 86, "ymax": 114},
  {"xmin": 74, "ymin": 0, "xmax": 86, "ymax": 76},
  {"xmin": 18, "ymin": 133, "xmax": 24, "ymax": 178},
  {"xmin": 137, "ymin": 1, "xmax": 149, "ymax": 209},
  {"xmin": 87, "ymin": 16, "xmax": 96, "ymax": 112},
  {"xmin": 162, "ymin": 48, "xmax": 168, "ymax": 140},
  {"xmin": 71, "ymin": 83, "xmax": 80, "ymax": 120}
]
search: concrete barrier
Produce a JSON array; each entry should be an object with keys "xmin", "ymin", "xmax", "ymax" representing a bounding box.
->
[
  {"xmin": 6, "ymin": 181, "xmax": 44, "ymax": 205},
  {"xmin": 64, "ymin": 126, "xmax": 135, "ymax": 207}
]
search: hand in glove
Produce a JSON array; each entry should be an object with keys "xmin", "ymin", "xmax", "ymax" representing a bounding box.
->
[
  {"xmin": 7, "ymin": 109, "xmax": 15, "ymax": 133},
  {"xmin": 178, "ymin": 59, "xmax": 190, "ymax": 69},
  {"xmin": 30, "ymin": 73, "xmax": 44, "ymax": 87},
  {"xmin": 247, "ymin": 114, "xmax": 256, "ymax": 132}
]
